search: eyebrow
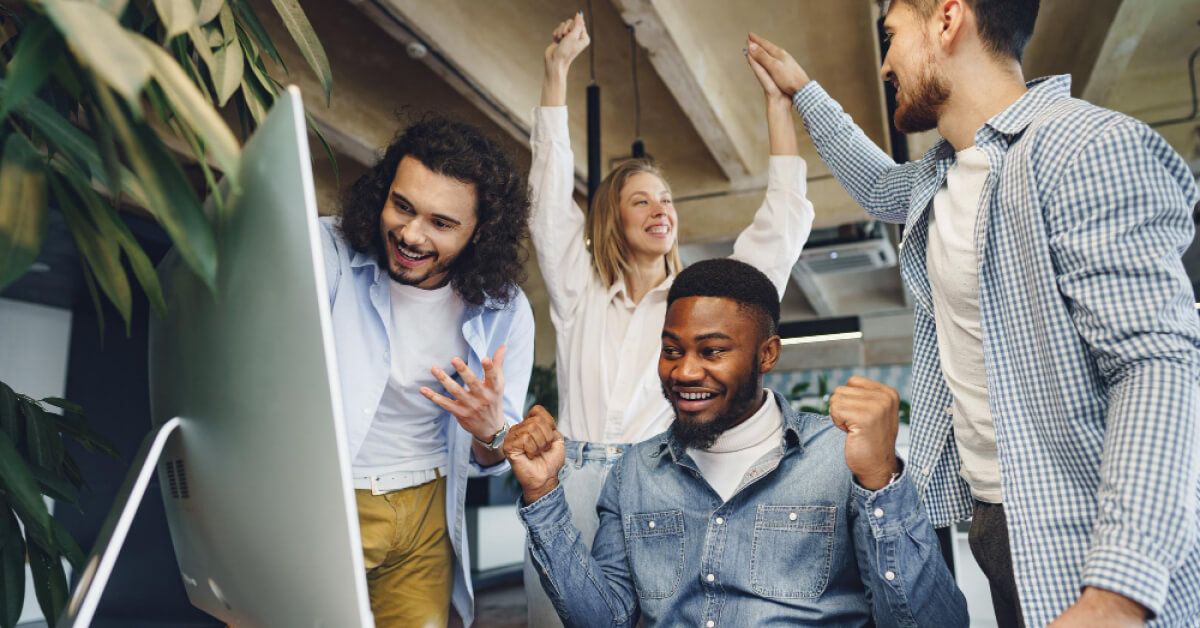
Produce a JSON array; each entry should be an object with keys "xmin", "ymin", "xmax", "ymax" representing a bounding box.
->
[
  {"xmin": 391, "ymin": 191, "xmax": 464, "ymax": 227},
  {"xmin": 661, "ymin": 330, "xmax": 733, "ymax": 342}
]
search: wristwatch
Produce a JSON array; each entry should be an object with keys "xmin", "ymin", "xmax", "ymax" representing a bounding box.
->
[{"xmin": 474, "ymin": 422, "xmax": 509, "ymax": 451}]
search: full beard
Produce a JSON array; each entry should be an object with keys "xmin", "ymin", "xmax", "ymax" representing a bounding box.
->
[
  {"xmin": 670, "ymin": 363, "xmax": 763, "ymax": 451},
  {"xmin": 893, "ymin": 59, "xmax": 950, "ymax": 134}
]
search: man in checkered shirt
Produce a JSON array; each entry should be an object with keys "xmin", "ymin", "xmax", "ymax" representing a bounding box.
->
[{"xmin": 748, "ymin": 0, "xmax": 1200, "ymax": 626}]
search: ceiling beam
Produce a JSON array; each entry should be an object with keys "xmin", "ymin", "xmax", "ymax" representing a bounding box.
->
[{"xmin": 1079, "ymin": 0, "xmax": 1158, "ymax": 106}]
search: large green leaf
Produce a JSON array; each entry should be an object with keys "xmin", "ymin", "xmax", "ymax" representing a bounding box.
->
[
  {"xmin": 229, "ymin": 0, "xmax": 285, "ymax": 69},
  {"xmin": 42, "ymin": 0, "xmax": 153, "ymax": 108},
  {"xmin": 93, "ymin": 85, "xmax": 218, "ymax": 293},
  {"xmin": 212, "ymin": 5, "xmax": 244, "ymax": 107},
  {"xmin": 0, "ymin": 430, "xmax": 51, "ymax": 546},
  {"xmin": 30, "ymin": 465, "xmax": 78, "ymax": 508},
  {"xmin": 0, "ymin": 78, "xmax": 150, "ymax": 206},
  {"xmin": 38, "ymin": 398, "xmax": 81, "ymax": 415},
  {"xmin": 50, "ymin": 409, "xmax": 119, "ymax": 458},
  {"xmin": 267, "ymin": 0, "xmax": 332, "ymax": 103},
  {"xmin": 48, "ymin": 517, "xmax": 84, "ymax": 569},
  {"xmin": 0, "ymin": 134, "xmax": 49, "ymax": 291},
  {"xmin": 26, "ymin": 541, "xmax": 67, "ymax": 625},
  {"xmin": 150, "ymin": 0, "xmax": 198, "ymax": 39},
  {"xmin": 0, "ymin": 16, "xmax": 62, "ymax": 121},
  {"xmin": 0, "ymin": 383, "xmax": 20, "ymax": 446},
  {"xmin": 0, "ymin": 502, "xmax": 26, "ymax": 628},
  {"xmin": 49, "ymin": 172, "xmax": 133, "ymax": 330},
  {"xmin": 135, "ymin": 36, "xmax": 240, "ymax": 183}
]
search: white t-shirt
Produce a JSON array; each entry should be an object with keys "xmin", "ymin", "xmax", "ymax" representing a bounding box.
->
[
  {"xmin": 689, "ymin": 391, "xmax": 784, "ymax": 502},
  {"xmin": 926, "ymin": 145, "xmax": 1002, "ymax": 503},
  {"xmin": 351, "ymin": 281, "xmax": 466, "ymax": 475}
]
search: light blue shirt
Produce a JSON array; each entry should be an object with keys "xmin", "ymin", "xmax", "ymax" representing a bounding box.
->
[
  {"xmin": 795, "ymin": 76, "xmax": 1200, "ymax": 626},
  {"xmin": 319, "ymin": 217, "xmax": 535, "ymax": 626}
]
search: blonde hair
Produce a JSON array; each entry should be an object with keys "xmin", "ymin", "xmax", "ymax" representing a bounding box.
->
[{"xmin": 585, "ymin": 159, "xmax": 683, "ymax": 288}]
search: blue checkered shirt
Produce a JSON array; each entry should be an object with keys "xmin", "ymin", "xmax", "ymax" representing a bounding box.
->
[{"xmin": 794, "ymin": 75, "xmax": 1200, "ymax": 626}]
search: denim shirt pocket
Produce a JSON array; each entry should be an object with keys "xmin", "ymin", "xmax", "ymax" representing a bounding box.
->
[
  {"xmin": 622, "ymin": 510, "xmax": 685, "ymax": 600},
  {"xmin": 750, "ymin": 504, "xmax": 837, "ymax": 599}
]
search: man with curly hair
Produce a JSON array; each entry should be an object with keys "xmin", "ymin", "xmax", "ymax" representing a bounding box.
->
[{"xmin": 319, "ymin": 115, "xmax": 534, "ymax": 627}]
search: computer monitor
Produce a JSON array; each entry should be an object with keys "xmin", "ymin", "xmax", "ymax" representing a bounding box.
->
[{"xmin": 60, "ymin": 86, "xmax": 372, "ymax": 627}]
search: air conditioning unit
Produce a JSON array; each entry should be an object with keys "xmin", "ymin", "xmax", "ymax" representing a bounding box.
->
[{"xmin": 795, "ymin": 238, "xmax": 897, "ymax": 275}]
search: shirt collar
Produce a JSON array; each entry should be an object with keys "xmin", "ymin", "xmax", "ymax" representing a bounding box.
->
[
  {"xmin": 606, "ymin": 273, "xmax": 674, "ymax": 306},
  {"xmin": 654, "ymin": 390, "xmax": 814, "ymax": 462},
  {"xmin": 928, "ymin": 74, "xmax": 1073, "ymax": 163}
]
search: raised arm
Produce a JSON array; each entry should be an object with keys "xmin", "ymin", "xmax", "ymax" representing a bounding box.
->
[
  {"xmin": 747, "ymin": 32, "xmax": 920, "ymax": 224},
  {"xmin": 530, "ymin": 14, "xmax": 594, "ymax": 325},
  {"xmin": 507, "ymin": 407, "xmax": 639, "ymax": 627},
  {"xmin": 729, "ymin": 47, "xmax": 814, "ymax": 296}
]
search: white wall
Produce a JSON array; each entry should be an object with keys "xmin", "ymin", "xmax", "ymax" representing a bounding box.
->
[{"xmin": 0, "ymin": 298, "xmax": 73, "ymax": 625}]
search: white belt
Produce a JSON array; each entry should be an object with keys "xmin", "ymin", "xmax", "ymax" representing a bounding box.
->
[{"xmin": 353, "ymin": 466, "xmax": 447, "ymax": 495}]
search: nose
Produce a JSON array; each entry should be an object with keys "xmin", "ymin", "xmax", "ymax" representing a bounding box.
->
[
  {"xmin": 399, "ymin": 219, "xmax": 429, "ymax": 248},
  {"xmin": 880, "ymin": 57, "xmax": 894, "ymax": 85},
  {"xmin": 673, "ymin": 352, "xmax": 704, "ymax": 385}
]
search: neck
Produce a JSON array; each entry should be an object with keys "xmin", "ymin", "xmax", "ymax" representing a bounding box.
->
[
  {"xmin": 624, "ymin": 254, "xmax": 669, "ymax": 304},
  {"xmin": 937, "ymin": 57, "xmax": 1027, "ymax": 150}
]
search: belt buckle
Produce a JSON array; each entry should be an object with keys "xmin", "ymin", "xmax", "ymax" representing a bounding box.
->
[{"xmin": 369, "ymin": 475, "xmax": 389, "ymax": 496}]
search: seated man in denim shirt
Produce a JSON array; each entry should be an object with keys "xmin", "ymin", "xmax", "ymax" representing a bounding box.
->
[{"xmin": 504, "ymin": 258, "xmax": 968, "ymax": 627}]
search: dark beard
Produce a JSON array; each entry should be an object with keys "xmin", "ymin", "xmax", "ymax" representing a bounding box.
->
[
  {"xmin": 670, "ymin": 363, "xmax": 763, "ymax": 450},
  {"xmin": 894, "ymin": 64, "xmax": 949, "ymax": 134}
]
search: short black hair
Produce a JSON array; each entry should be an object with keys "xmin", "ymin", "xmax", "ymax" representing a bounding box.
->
[
  {"xmin": 338, "ymin": 114, "xmax": 529, "ymax": 306},
  {"xmin": 667, "ymin": 258, "xmax": 780, "ymax": 339},
  {"xmin": 890, "ymin": 0, "xmax": 1040, "ymax": 62}
]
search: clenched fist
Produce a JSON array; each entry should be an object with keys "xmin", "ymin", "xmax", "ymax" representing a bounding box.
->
[
  {"xmin": 503, "ymin": 405, "xmax": 566, "ymax": 504},
  {"xmin": 829, "ymin": 376, "xmax": 901, "ymax": 491}
]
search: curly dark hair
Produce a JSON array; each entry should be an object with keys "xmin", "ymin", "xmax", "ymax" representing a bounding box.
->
[{"xmin": 337, "ymin": 115, "xmax": 529, "ymax": 306}]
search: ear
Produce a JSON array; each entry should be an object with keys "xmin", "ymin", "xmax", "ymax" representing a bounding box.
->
[
  {"xmin": 938, "ymin": 0, "xmax": 968, "ymax": 50},
  {"xmin": 760, "ymin": 335, "xmax": 781, "ymax": 374}
]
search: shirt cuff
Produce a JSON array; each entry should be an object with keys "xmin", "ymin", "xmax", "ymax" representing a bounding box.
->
[
  {"xmin": 766, "ymin": 155, "xmax": 807, "ymax": 191},
  {"xmin": 1081, "ymin": 544, "xmax": 1169, "ymax": 619},
  {"xmin": 531, "ymin": 106, "xmax": 569, "ymax": 145},
  {"xmin": 518, "ymin": 483, "xmax": 572, "ymax": 539},
  {"xmin": 851, "ymin": 462, "xmax": 921, "ymax": 538}
]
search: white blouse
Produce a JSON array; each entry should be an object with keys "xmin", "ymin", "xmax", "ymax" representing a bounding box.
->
[{"xmin": 529, "ymin": 106, "xmax": 814, "ymax": 444}]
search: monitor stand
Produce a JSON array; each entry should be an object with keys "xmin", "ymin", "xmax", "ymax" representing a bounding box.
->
[{"xmin": 57, "ymin": 417, "xmax": 183, "ymax": 628}]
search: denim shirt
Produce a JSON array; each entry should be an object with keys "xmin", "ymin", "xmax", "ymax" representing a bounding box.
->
[
  {"xmin": 520, "ymin": 391, "xmax": 968, "ymax": 627},
  {"xmin": 318, "ymin": 217, "xmax": 535, "ymax": 626}
]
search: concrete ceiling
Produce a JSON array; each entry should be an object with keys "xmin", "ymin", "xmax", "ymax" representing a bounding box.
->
[{"xmin": 249, "ymin": 0, "xmax": 1200, "ymax": 368}]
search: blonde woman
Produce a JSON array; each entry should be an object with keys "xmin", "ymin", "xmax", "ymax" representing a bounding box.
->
[{"xmin": 524, "ymin": 13, "xmax": 814, "ymax": 625}]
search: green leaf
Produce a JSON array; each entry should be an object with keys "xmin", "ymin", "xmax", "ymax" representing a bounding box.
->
[
  {"xmin": 48, "ymin": 516, "xmax": 84, "ymax": 569},
  {"xmin": 27, "ymin": 541, "xmax": 68, "ymax": 624},
  {"xmin": 49, "ymin": 172, "xmax": 133, "ymax": 331},
  {"xmin": 196, "ymin": 0, "xmax": 223, "ymax": 25},
  {"xmin": 93, "ymin": 85, "xmax": 218, "ymax": 293},
  {"xmin": 20, "ymin": 401, "xmax": 64, "ymax": 474},
  {"xmin": 0, "ymin": 502, "xmax": 26, "ymax": 628},
  {"xmin": 0, "ymin": 134, "xmax": 49, "ymax": 291},
  {"xmin": 134, "ymin": 36, "xmax": 240, "ymax": 182},
  {"xmin": 40, "ymin": 398, "xmax": 83, "ymax": 416},
  {"xmin": 53, "ymin": 411, "xmax": 119, "ymax": 458},
  {"xmin": 229, "ymin": 0, "xmax": 285, "ymax": 69},
  {"xmin": 30, "ymin": 465, "xmax": 78, "ymax": 507},
  {"xmin": 267, "ymin": 0, "xmax": 332, "ymax": 103},
  {"xmin": 0, "ymin": 16, "xmax": 62, "ymax": 121},
  {"xmin": 78, "ymin": 255, "xmax": 107, "ymax": 338},
  {"xmin": 0, "ymin": 382, "xmax": 20, "ymax": 447},
  {"xmin": 211, "ymin": 5, "xmax": 244, "ymax": 107},
  {"xmin": 307, "ymin": 111, "xmax": 339, "ymax": 189},
  {"xmin": 0, "ymin": 430, "xmax": 52, "ymax": 546},
  {"xmin": 42, "ymin": 0, "xmax": 153, "ymax": 108},
  {"xmin": 0, "ymin": 78, "xmax": 150, "ymax": 206},
  {"xmin": 151, "ymin": 0, "xmax": 198, "ymax": 39}
]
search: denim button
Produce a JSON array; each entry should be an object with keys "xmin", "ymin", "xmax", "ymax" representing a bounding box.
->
[
  {"xmin": 706, "ymin": 622, "xmax": 715, "ymax": 628},
  {"xmin": 874, "ymin": 508, "xmax": 884, "ymax": 518},
  {"xmin": 715, "ymin": 517, "xmax": 725, "ymax": 525},
  {"xmin": 648, "ymin": 521, "xmax": 656, "ymax": 529},
  {"xmin": 706, "ymin": 573, "xmax": 715, "ymax": 582},
  {"xmin": 788, "ymin": 512, "xmax": 797, "ymax": 521},
  {"xmin": 884, "ymin": 571, "xmax": 896, "ymax": 581}
]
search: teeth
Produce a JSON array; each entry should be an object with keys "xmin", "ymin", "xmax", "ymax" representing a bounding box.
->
[
  {"xmin": 647, "ymin": 225, "xmax": 669, "ymax": 234},
  {"xmin": 679, "ymin": 392, "xmax": 713, "ymax": 401}
]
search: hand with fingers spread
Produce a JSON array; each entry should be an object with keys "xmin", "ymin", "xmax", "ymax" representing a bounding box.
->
[
  {"xmin": 503, "ymin": 405, "xmax": 566, "ymax": 504},
  {"xmin": 829, "ymin": 376, "xmax": 901, "ymax": 491},
  {"xmin": 420, "ymin": 345, "xmax": 509, "ymax": 444},
  {"xmin": 746, "ymin": 32, "xmax": 812, "ymax": 97}
]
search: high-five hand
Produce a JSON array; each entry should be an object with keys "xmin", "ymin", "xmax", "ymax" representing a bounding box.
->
[
  {"xmin": 829, "ymin": 376, "xmax": 901, "ymax": 490},
  {"xmin": 746, "ymin": 32, "xmax": 812, "ymax": 96},
  {"xmin": 503, "ymin": 405, "xmax": 566, "ymax": 504},
  {"xmin": 421, "ymin": 345, "xmax": 508, "ymax": 444}
]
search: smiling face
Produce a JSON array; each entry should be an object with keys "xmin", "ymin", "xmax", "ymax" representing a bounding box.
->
[
  {"xmin": 880, "ymin": 1, "xmax": 950, "ymax": 133},
  {"xmin": 377, "ymin": 155, "xmax": 478, "ymax": 289},
  {"xmin": 659, "ymin": 296, "xmax": 779, "ymax": 450},
  {"xmin": 618, "ymin": 172, "xmax": 677, "ymax": 265}
]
